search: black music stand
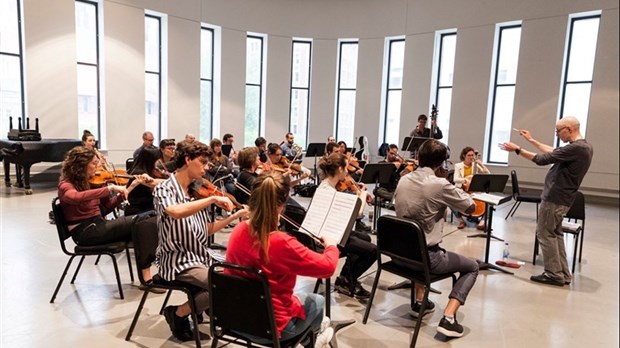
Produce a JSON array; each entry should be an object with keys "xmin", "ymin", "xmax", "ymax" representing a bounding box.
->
[
  {"xmin": 401, "ymin": 136, "xmax": 428, "ymax": 157},
  {"xmin": 346, "ymin": 147, "xmax": 357, "ymax": 155},
  {"xmin": 221, "ymin": 144, "xmax": 232, "ymax": 157},
  {"xmin": 466, "ymin": 174, "xmax": 512, "ymax": 274},
  {"xmin": 359, "ymin": 163, "xmax": 396, "ymax": 233},
  {"xmin": 305, "ymin": 143, "xmax": 326, "ymax": 185}
]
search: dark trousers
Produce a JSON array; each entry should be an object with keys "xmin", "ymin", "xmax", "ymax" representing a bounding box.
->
[
  {"xmin": 340, "ymin": 231, "xmax": 377, "ymax": 282},
  {"xmin": 71, "ymin": 216, "xmax": 134, "ymax": 246}
]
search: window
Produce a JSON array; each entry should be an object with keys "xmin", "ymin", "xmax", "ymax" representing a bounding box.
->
[
  {"xmin": 0, "ymin": 0, "xmax": 26, "ymax": 137},
  {"xmin": 289, "ymin": 40, "xmax": 312, "ymax": 148},
  {"xmin": 557, "ymin": 12, "xmax": 601, "ymax": 145},
  {"xmin": 431, "ymin": 31, "xmax": 457, "ymax": 146},
  {"xmin": 75, "ymin": 0, "xmax": 101, "ymax": 141},
  {"xmin": 335, "ymin": 40, "xmax": 358, "ymax": 146},
  {"xmin": 145, "ymin": 14, "xmax": 162, "ymax": 141},
  {"xmin": 200, "ymin": 26, "xmax": 214, "ymax": 142},
  {"xmin": 381, "ymin": 38, "xmax": 405, "ymax": 145},
  {"xmin": 245, "ymin": 34, "xmax": 265, "ymax": 146},
  {"xmin": 485, "ymin": 23, "xmax": 522, "ymax": 164}
]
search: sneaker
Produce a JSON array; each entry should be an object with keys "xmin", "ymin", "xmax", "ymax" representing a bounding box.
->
[
  {"xmin": 437, "ymin": 316, "xmax": 464, "ymax": 338},
  {"xmin": 320, "ymin": 316, "xmax": 331, "ymax": 333},
  {"xmin": 163, "ymin": 306, "xmax": 194, "ymax": 342},
  {"xmin": 314, "ymin": 327, "xmax": 334, "ymax": 348},
  {"xmin": 334, "ymin": 276, "xmax": 353, "ymax": 297},
  {"xmin": 530, "ymin": 273, "xmax": 564, "ymax": 287},
  {"xmin": 410, "ymin": 299, "xmax": 435, "ymax": 318},
  {"xmin": 457, "ymin": 220, "xmax": 466, "ymax": 229},
  {"xmin": 352, "ymin": 282, "xmax": 371, "ymax": 300},
  {"xmin": 355, "ymin": 219, "xmax": 371, "ymax": 232}
]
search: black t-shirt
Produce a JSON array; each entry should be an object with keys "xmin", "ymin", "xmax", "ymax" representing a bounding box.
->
[{"xmin": 236, "ymin": 171, "xmax": 258, "ymax": 204}]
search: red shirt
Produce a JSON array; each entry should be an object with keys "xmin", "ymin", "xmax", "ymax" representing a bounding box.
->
[
  {"xmin": 58, "ymin": 180, "xmax": 121, "ymax": 224},
  {"xmin": 225, "ymin": 221, "xmax": 339, "ymax": 336}
]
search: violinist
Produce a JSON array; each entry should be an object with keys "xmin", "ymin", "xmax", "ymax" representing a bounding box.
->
[
  {"xmin": 208, "ymin": 138, "xmax": 235, "ymax": 194},
  {"xmin": 453, "ymin": 147, "xmax": 490, "ymax": 230},
  {"xmin": 255, "ymin": 136, "xmax": 268, "ymax": 163},
  {"xmin": 318, "ymin": 153, "xmax": 376, "ymax": 299},
  {"xmin": 153, "ymin": 141, "xmax": 248, "ymax": 342},
  {"xmin": 267, "ymin": 143, "xmax": 310, "ymax": 186},
  {"xmin": 124, "ymin": 147, "xmax": 166, "ymax": 216},
  {"xmin": 338, "ymin": 141, "xmax": 363, "ymax": 181},
  {"xmin": 222, "ymin": 133, "xmax": 237, "ymax": 165},
  {"xmin": 235, "ymin": 146, "xmax": 262, "ymax": 205},
  {"xmin": 375, "ymin": 144, "xmax": 406, "ymax": 205},
  {"xmin": 157, "ymin": 138, "xmax": 177, "ymax": 171},
  {"xmin": 82, "ymin": 130, "xmax": 108, "ymax": 170},
  {"xmin": 58, "ymin": 146, "xmax": 158, "ymax": 286}
]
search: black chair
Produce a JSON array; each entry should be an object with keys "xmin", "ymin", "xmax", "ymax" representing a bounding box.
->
[
  {"xmin": 533, "ymin": 191, "xmax": 586, "ymax": 273},
  {"xmin": 505, "ymin": 170, "xmax": 541, "ymax": 220},
  {"xmin": 50, "ymin": 197, "xmax": 133, "ymax": 303},
  {"xmin": 208, "ymin": 262, "xmax": 314, "ymax": 348},
  {"xmin": 125, "ymin": 217, "xmax": 206, "ymax": 348},
  {"xmin": 125, "ymin": 157, "xmax": 135, "ymax": 172},
  {"xmin": 362, "ymin": 215, "xmax": 456, "ymax": 347}
]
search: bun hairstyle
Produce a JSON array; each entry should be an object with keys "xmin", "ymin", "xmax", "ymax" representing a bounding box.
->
[
  {"xmin": 81, "ymin": 129, "xmax": 94, "ymax": 143},
  {"xmin": 417, "ymin": 139, "xmax": 448, "ymax": 169},
  {"xmin": 319, "ymin": 153, "xmax": 347, "ymax": 178},
  {"xmin": 460, "ymin": 146, "xmax": 475, "ymax": 161},
  {"xmin": 174, "ymin": 140, "xmax": 211, "ymax": 169},
  {"xmin": 248, "ymin": 172, "xmax": 291, "ymax": 262}
]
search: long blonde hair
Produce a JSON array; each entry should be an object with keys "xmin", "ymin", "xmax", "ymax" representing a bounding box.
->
[{"xmin": 248, "ymin": 172, "xmax": 290, "ymax": 262}]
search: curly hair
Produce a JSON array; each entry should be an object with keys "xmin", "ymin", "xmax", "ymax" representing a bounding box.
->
[{"xmin": 61, "ymin": 146, "xmax": 97, "ymax": 191}]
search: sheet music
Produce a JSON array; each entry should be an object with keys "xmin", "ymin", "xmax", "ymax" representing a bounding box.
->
[
  {"xmin": 320, "ymin": 193, "xmax": 360, "ymax": 242},
  {"xmin": 472, "ymin": 192, "xmax": 509, "ymax": 205},
  {"xmin": 300, "ymin": 186, "xmax": 336, "ymax": 237}
]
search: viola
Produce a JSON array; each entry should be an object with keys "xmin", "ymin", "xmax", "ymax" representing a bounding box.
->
[
  {"xmin": 89, "ymin": 169, "xmax": 133, "ymax": 187},
  {"xmin": 189, "ymin": 178, "xmax": 243, "ymax": 209}
]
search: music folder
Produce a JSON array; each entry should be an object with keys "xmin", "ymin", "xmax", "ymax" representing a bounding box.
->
[{"xmin": 300, "ymin": 185, "xmax": 361, "ymax": 247}]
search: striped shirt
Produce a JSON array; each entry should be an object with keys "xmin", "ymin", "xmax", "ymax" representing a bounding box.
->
[{"xmin": 153, "ymin": 173, "xmax": 211, "ymax": 281}]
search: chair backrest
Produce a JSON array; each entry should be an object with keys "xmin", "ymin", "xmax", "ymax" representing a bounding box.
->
[
  {"xmin": 208, "ymin": 262, "xmax": 280, "ymax": 343},
  {"xmin": 376, "ymin": 215, "xmax": 430, "ymax": 273},
  {"xmin": 510, "ymin": 170, "xmax": 520, "ymax": 197},
  {"xmin": 51, "ymin": 197, "xmax": 73, "ymax": 254},
  {"xmin": 125, "ymin": 157, "xmax": 135, "ymax": 172},
  {"xmin": 566, "ymin": 191, "xmax": 585, "ymax": 221}
]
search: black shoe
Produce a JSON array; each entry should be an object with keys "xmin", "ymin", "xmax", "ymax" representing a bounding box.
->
[
  {"xmin": 335, "ymin": 276, "xmax": 354, "ymax": 297},
  {"xmin": 530, "ymin": 273, "xmax": 564, "ymax": 287},
  {"xmin": 355, "ymin": 219, "xmax": 371, "ymax": 232},
  {"xmin": 437, "ymin": 316, "xmax": 464, "ymax": 338},
  {"xmin": 163, "ymin": 306, "xmax": 194, "ymax": 342},
  {"xmin": 352, "ymin": 282, "xmax": 371, "ymax": 300},
  {"xmin": 410, "ymin": 299, "xmax": 435, "ymax": 318}
]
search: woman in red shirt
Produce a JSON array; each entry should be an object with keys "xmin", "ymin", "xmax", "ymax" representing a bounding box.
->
[{"xmin": 226, "ymin": 172, "xmax": 338, "ymax": 347}]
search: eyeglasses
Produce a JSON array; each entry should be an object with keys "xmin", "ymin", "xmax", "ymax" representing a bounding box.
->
[{"xmin": 555, "ymin": 127, "xmax": 569, "ymax": 134}]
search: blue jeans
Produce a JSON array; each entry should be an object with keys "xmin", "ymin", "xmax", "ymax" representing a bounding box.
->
[{"xmin": 281, "ymin": 293, "xmax": 325, "ymax": 340}]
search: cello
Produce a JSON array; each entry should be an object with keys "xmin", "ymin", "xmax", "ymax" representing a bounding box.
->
[{"xmin": 461, "ymin": 152, "xmax": 486, "ymax": 217}]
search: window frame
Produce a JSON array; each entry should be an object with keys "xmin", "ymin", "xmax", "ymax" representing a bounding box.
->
[
  {"xmin": 0, "ymin": 0, "xmax": 27, "ymax": 131},
  {"xmin": 431, "ymin": 30, "xmax": 457, "ymax": 147},
  {"xmin": 288, "ymin": 39, "xmax": 312, "ymax": 148},
  {"xmin": 244, "ymin": 34, "xmax": 265, "ymax": 147},
  {"xmin": 200, "ymin": 25, "xmax": 215, "ymax": 142},
  {"xmin": 145, "ymin": 13, "xmax": 162, "ymax": 141},
  {"xmin": 381, "ymin": 37, "xmax": 405, "ymax": 145},
  {"xmin": 335, "ymin": 39, "xmax": 359, "ymax": 146}
]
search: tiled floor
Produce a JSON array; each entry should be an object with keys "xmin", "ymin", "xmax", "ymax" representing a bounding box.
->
[{"xmin": 1, "ymin": 182, "xmax": 618, "ymax": 347}]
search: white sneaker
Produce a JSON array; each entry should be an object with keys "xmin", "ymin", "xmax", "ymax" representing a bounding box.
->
[
  {"xmin": 320, "ymin": 316, "xmax": 331, "ymax": 333},
  {"xmin": 314, "ymin": 327, "xmax": 333, "ymax": 348}
]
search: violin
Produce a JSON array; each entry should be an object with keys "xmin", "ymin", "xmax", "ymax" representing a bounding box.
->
[
  {"xmin": 336, "ymin": 176, "xmax": 360, "ymax": 194},
  {"xmin": 89, "ymin": 169, "xmax": 133, "ymax": 188},
  {"xmin": 273, "ymin": 156, "xmax": 302, "ymax": 176},
  {"xmin": 189, "ymin": 178, "xmax": 243, "ymax": 209}
]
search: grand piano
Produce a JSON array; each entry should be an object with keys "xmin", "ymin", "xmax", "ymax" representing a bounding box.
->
[{"xmin": 0, "ymin": 139, "xmax": 82, "ymax": 194}]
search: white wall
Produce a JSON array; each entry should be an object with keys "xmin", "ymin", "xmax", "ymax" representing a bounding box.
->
[{"xmin": 17, "ymin": 0, "xmax": 619, "ymax": 198}]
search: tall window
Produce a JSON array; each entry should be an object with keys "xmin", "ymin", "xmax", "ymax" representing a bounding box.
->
[
  {"xmin": 289, "ymin": 40, "xmax": 312, "ymax": 148},
  {"xmin": 75, "ymin": 0, "xmax": 101, "ymax": 140},
  {"xmin": 0, "ymin": 0, "xmax": 26, "ymax": 137},
  {"xmin": 335, "ymin": 40, "xmax": 358, "ymax": 145},
  {"xmin": 145, "ymin": 14, "xmax": 161, "ymax": 141},
  {"xmin": 486, "ymin": 23, "xmax": 522, "ymax": 164},
  {"xmin": 557, "ymin": 12, "xmax": 601, "ymax": 145},
  {"xmin": 381, "ymin": 38, "xmax": 405, "ymax": 145},
  {"xmin": 245, "ymin": 34, "xmax": 265, "ymax": 146},
  {"xmin": 200, "ymin": 26, "xmax": 214, "ymax": 142},
  {"xmin": 432, "ymin": 31, "xmax": 457, "ymax": 146}
]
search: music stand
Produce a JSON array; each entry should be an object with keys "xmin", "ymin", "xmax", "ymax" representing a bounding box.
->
[
  {"xmin": 346, "ymin": 147, "xmax": 357, "ymax": 155},
  {"xmin": 359, "ymin": 163, "xmax": 396, "ymax": 233},
  {"xmin": 401, "ymin": 136, "xmax": 428, "ymax": 155},
  {"xmin": 305, "ymin": 143, "xmax": 326, "ymax": 185},
  {"xmin": 466, "ymin": 174, "xmax": 512, "ymax": 274},
  {"xmin": 221, "ymin": 144, "xmax": 232, "ymax": 157}
]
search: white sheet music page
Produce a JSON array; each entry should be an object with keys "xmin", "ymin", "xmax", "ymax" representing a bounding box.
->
[
  {"xmin": 320, "ymin": 192, "xmax": 359, "ymax": 242},
  {"xmin": 300, "ymin": 185, "xmax": 335, "ymax": 237},
  {"xmin": 472, "ymin": 192, "xmax": 504, "ymax": 205}
]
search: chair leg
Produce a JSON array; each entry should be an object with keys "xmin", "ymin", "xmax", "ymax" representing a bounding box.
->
[
  {"xmin": 50, "ymin": 256, "xmax": 77, "ymax": 303},
  {"xmin": 94, "ymin": 254, "xmax": 101, "ymax": 265},
  {"xmin": 578, "ymin": 226, "xmax": 585, "ymax": 262},
  {"xmin": 504, "ymin": 201, "xmax": 517, "ymax": 220},
  {"xmin": 509, "ymin": 201, "xmax": 522, "ymax": 218},
  {"xmin": 362, "ymin": 268, "xmax": 382, "ymax": 324},
  {"xmin": 410, "ymin": 287, "xmax": 430, "ymax": 347},
  {"xmin": 325, "ymin": 278, "xmax": 331, "ymax": 318},
  {"xmin": 125, "ymin": 288, "xmax": 151, "ymax": 341},
  {"xmin": 186, "ymin": 293, "xmax": 203, "ymax": 348},
  {"xmin": 108, "ymin": 253, "xmax": 124, "ymax": 300},
  {"xmin": 532, "ymin": 237, "xmax": 539, "ymax": 265},
  {"xmin": 71, "ymin": 255, "xmax": 86, "ymax": 284},
  {"xmin": 571, "ymin": 235, "xmax": 578, "ymax": 274},
  {"xmin": 160, "ymin": 290, "xmax": 173, "ymax": 314},
  {"xmin": 313, "ymin": 278, "xmax": 322, "ymax": 294},
  {"xmin": 126, "ymin": 247, "xmax": 135, "ymax": 283}
]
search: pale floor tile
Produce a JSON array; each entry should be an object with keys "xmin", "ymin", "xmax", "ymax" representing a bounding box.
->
[{"xmin": 1, "ymin": 183, "xmax": 618, "ymax": 347}]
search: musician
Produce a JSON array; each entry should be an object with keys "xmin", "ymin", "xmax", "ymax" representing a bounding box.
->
[
  {"xmin": 222, "ymin": 133, "xmax": 237, "ymax": 164},
  {"xmin": 318, "ymin": 153, "xmax": 375, "ymax": 299},
  {"xmin": 184, "ymin": 133, "xmax": 196, "ymax": 143},
  {"xmin": 156, "ymin": 138, "xmax": 177, "ymax": 175},
  {"xmin": 208, "ymin": 138, "xmax": 235, "ymax": 194},
  {"xmin": 394, "ymin": 139, "xmax": 478, "ymax": 339},
  {"xmin": 453, "ymin": 147, "xmax": 490, "ymax": 230},
  {"xmin": 255, "ymin": 136, "xmax": 268, "ymax": 163},
  {"xmin": 81, "ymin": 130, "xmax": 97, "ymax": 150},
  {"xmin": 58, "ymin": 146, "xmax": 157, "ymax": 286},
  {"xmin": 153, "ymin": 141, "xmax": 248, "ymax": 342},
  {"xmin": 124, "ymin": 147, "xmax": 165, "ymax": 216},
  {"xmin": 235, "ymin": 146, "xmax": 262, "ymax": 205},
  {"xmin": 374, "ymin": 144, "xmax": 405, "ymax": 205},
  {"xmin": 226, "ymin": 172, "xmax": 337, "ymax": 347},
  {"xmin": 327, "ymin": 135, "xmax": 336, "ymax": 143},
  {"xmin": 133, "ymin": 131, "xmax": 156, "ymax": 158},
  {"xmin": 337, "ymin": 141, "xmax": 363, "ymax": 181},
  {"xmin": 410, "ymin": 114, "xmax": 443, "ymax": 139},
  {"xmin": 267, "ymin": 143, "xmax": 310, "ymax": 185},
  {"xmin": 280, "ymin": 132, "xmax": 303, "ymax": 160}
]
